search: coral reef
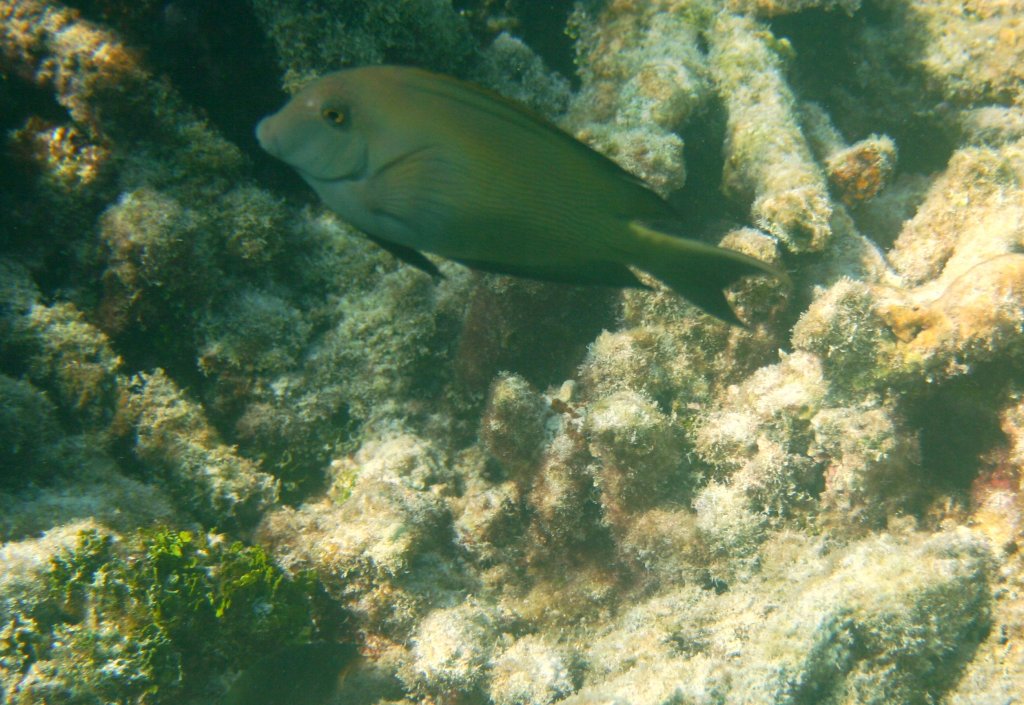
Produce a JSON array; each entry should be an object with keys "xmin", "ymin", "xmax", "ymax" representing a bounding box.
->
[
  {"xmin": 568, "ymin": 2, "xmax": 711, "ymax": 195},
  {"xmin": 3, "ymin": 0, "xmax": 1024, "ymax": 703},
  {"xmin": 874, "ymin": 0, "xmax": 1024, "ymax": 110},
  {"xmin": 488, "ymin": 634, "xmax": 576, "ymax": 705},
  {"xmin": 250, "ymin": 0, "xmax": 477, "ymax": 90},
  {"xmin": 709, "ymin": 12, "xmax": 833, "ymax": 252},
  {"xmin": 561, "ymin": 528, "xmax": 989, "ymax": 705},
  {"xmin": 0, "ymin": 524, "xmax": 329, "ymax": 704}
]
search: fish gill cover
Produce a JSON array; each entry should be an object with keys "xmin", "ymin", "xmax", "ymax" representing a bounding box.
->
[{"xmin": 0, "ymin": 1, "xmax": 1022, "ymax": 704}]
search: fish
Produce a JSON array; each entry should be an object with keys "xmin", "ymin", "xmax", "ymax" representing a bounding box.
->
[
  {"xmin": 256, "ymin": 65, "xmax": 788, "ymax": 325},
  {"xmin": 221, "ymin": 641, "xmax": 359, "ymax": 705}
]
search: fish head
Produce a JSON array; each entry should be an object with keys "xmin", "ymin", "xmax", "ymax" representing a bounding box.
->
[{"xmin": 256, "ymin": 73, "xmax": 369, "ymax": 183}]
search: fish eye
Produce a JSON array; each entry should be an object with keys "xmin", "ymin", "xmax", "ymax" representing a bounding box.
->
[{"xmin": 321, "ymin": 106, "xmax": 346, "ymax": 126}]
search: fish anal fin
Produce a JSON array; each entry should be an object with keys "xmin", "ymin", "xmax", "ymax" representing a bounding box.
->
[
  {"xmin": 672, "ymin": 282, "xmax": 746, "ymax": 327},
  {"xmin": 367, "ymin": 234, "xmax": 442, "ymax": 278}
]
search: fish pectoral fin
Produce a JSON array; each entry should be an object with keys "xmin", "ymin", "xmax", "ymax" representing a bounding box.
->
[
  {"xmin": 453, "ymin": 257, "xmax": 648, "ymax": 288},
  {"xmin": 364, "ymin": 145, "xmax": 457, "ymax": 231},
  {"xmin": 366, "ymin": 234, "xmax": 443, "ymax": 278}
]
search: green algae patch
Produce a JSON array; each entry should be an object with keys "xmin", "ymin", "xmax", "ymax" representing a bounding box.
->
[{"xmin": 30, "ymin": 527, "xmax": 322, "ymax": 704}]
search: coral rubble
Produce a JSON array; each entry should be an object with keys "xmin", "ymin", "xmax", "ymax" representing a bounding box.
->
[{"xmin": 2, "ymin": 0, "xmax": 1024, "ymax": 703}]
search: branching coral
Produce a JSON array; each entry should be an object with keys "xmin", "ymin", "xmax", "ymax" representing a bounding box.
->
[{"xmin": 709, "ymin": 13, "xmax": 833, "ymax": 252}]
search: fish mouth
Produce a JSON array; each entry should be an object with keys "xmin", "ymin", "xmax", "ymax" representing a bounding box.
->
[
  {"xmin": 255, "ymin": 116, "xmax": 279, "ymax": 157},
  {"xmin": 254, "ymin": 112, "xmax": 367, "ymax": 182}
]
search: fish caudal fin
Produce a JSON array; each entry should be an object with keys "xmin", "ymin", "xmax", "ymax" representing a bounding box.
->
[{"xmin": 627, "ymin": 221, "xmax": 790, "ymax": 326}]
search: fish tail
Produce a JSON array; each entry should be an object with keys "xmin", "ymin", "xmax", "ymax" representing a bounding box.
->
[{"xmin": 626, "ymin": 221, "xmax": 791, "ymax": 326}]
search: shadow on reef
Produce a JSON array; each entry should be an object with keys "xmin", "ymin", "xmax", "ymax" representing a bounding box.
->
[
  {"xmin": 455, "ymin": 277, "xmax": 620, "ymax": 392},
  {"xmin": 67, "ymin": 0, "xmax": 287, "ymax": 175},
  {"xmin": 1, "ymin": 71, "xmax": 69, "ymax": 133},
  {"xmin": 768, "ymin": 3, "xmax": 958, "ymax": 174},
  {"xmin": 455, "ymin": 0, "xmax": 579, "ymax": 86},
  {"xmin": 904, "ymin": 359, "xmax": 1023, "ymax": 502},
  {"xmin": 669, "ymin": 99, "xmax": 757, "ymax": 239}
]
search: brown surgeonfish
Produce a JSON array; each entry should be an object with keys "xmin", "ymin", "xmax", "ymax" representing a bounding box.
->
[{"xmin": 256, "ymin": 66, "xmax": 788, "ymax": 325}]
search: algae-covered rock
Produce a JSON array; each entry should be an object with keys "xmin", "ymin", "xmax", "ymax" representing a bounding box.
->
[
  {"xmin": 586, "ymin": 390, "xmax": 688, "ymax": 516},
  {"xmin": 731, "ymin": 529, "xmax": 992, "ymax": 705},
  {"xmin": 709, "ymin": 13, "xmax": 833, "ymax": 253},
  {"xmin": 481, "ymin": 373, "xmax": 551, "ymax": 479},
  {"xmin": 4, "ymin": 0, "xmax": 1024, "ymax": 702},
  {"xmin": 489, "ymin": 635, "xmax": 576, "ymax": 705},
  {"xmin": 0, "ymin": 374, "xmax": 63, "ymax": 487},
  {"xmin": 122, "ymin": 369, "xmax": 280, "ymax": 527},
  {"xmin": 694, "ymin": 351, "xmax": 828, "ymax": 520},
  {"xmin": 251, "ymin": 0, "xmax": 477, "ymax": 89},
  {"xmin": 558, "ymin": 529, "xmax": 991, "ymax": 705},
  {"xmin": 256, "ymin": 435, "xmax": 458, "ymax": 638},
  {"xmin": 0, "ymin": 525, "xmax": 326, "ymax": 705},
  {"xmin": 405, "ymin": 601, "xmax": 503, "ymax": 696},
  {"xmin": 568, "ymin": 2, "xmax": 710, "ymax": 195}
]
